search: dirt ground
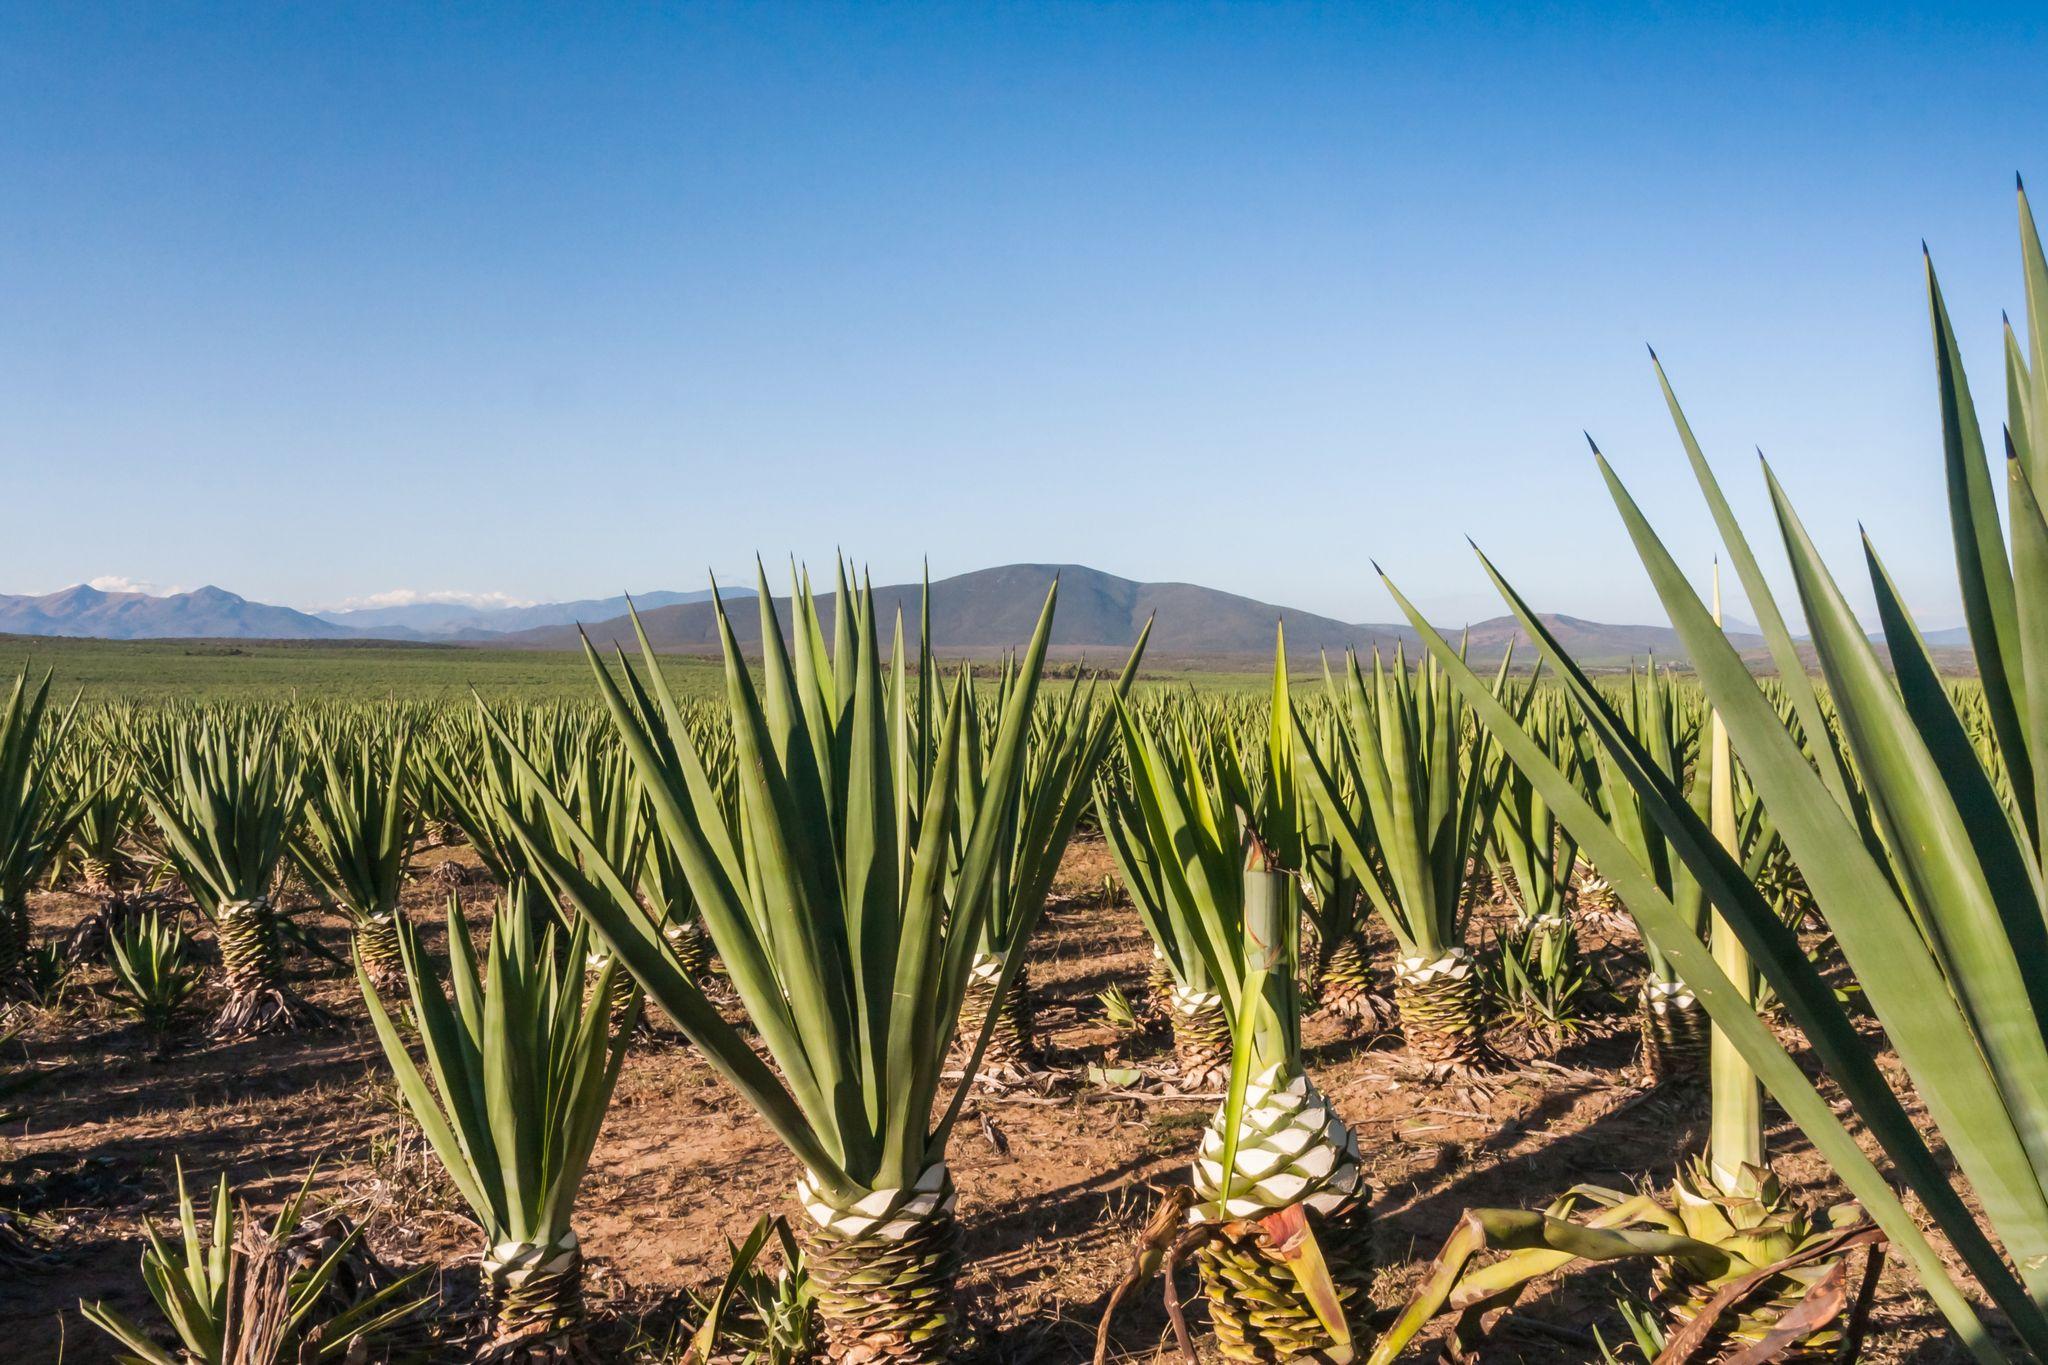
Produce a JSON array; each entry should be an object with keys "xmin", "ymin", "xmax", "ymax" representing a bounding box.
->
[{"xmin": 1, "ymin": 835, "xmax": 1979, "ymax": 1363}]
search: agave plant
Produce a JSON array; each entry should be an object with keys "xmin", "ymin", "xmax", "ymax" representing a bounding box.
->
[
  {"xmin": 9, "ymin": 935, "xmax": 72, "ymax": 1010},
  {"xmin": 1292, "ymin": 649, "xmax": 1510, "ymax": 1077},
  {"xmin": 623, "ymin": 683, "xmax": 736, "ymax": 987},
  {"xmin": 1585, "ymin": 662, "xmax": 1714, "ymax": 1083},
  {"xmin": 1293, "ymin": 705, "xmax": 1393, "ymax": 1030},
  {"xmin": 295, "ymin": 722, "xmax": 416, "ymax": 993},
  {"xmin": 357, "ymin": 887, "xmax": 633, "ymax": 1358},
  {"xmin": 1480, "ymin": 686, "xmax": 1594, "ymax": 1048},
  {"xmin": 51, "ymin": 741, "xmax": 140, "ymax": 893},
  {"xmin": 1098, "ymin": 649, "xmax": 1372, "ymax": 1361},
  {"xmin": 0, "ymin": 668, "xmax": 85, "ymax": 993},
  {"xmin": 80, "ymin": 1163, "xmax": 427, "ymax": 1365},
  {"xmin": 418, "ymin": 709, "xmax": 544, "ymax": 898},
  {"xmin": 1098, "ymin": 727, "xmax": 1234, "ymax": 1092},
  {"xmin": 105, "ymin": 907, "xmax": 201, "ymax": 1047},
  {"xmin": 1363, "ymin": 186, "xmax": 2048, "ymax": 1361},
  {"xmin": 489, "ymin": 568, "xmax": 1058, "ymax": 1364},
  {"xmin": 137, "ymin": 716, "xmax": 314, "ymax": 1037},
  {"xmin": 950, "ymin": 629, "xmax": 1148, "ymax": 1079},
  {"xmin": 684, "ymin": 1214, "xmax": 817, "ymax": 1365}
]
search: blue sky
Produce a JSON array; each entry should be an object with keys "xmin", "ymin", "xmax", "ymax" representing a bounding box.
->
[{"xmin": 2, "ymin": 2, "xmax": 2043, "ymax": 629}]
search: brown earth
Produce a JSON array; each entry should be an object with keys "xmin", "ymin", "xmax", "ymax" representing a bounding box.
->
[{"xmin": 0, "ymin": 837, "xmax": 1978, "ymax": 1362}]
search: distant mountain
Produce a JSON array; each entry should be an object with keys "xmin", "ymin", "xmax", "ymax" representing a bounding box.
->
[
  {"xmin": 0, "ymin": 585, "xmax": 355, "ymax": 640},
  {"xmin": 497, "ymin": 563, "xmax": 1748, "ymax": 665},
  {"xmin": 312, "ymin": 601, "xmax": 503, "ymax": 634},
  {"xmin": 318, "ymin": 586, "xmax": 750, "ymax": 638},
  {"xmin": 494, "ymin": 563, "xmax": 1396, "ymax": 657},
  {"xmin": 0, "ymin": 569, "xmax": 1809, "ymax": 666},
  {"xmin": 1457, "ymin": 613, "xmax": 1765, "ymax": 664}
]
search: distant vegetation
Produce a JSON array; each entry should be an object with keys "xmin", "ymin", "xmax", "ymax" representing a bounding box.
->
[
  {"xmin": 0, "ymin": 635, "xmax": 718, "ymax": 703},
  {"xmin": 0, "ymin": 633, "xmax": 1283, "ymax": 703}
]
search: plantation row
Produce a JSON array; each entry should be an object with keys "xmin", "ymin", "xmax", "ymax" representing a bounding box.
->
[{"xmin": 2, "ymin": 191, "xmax": 2045, "ymax": 1365}]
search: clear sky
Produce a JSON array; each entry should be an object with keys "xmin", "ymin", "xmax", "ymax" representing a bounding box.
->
[{"xmin": 3, "ymin": 2, "xmax": 2043, "ymax": 629}]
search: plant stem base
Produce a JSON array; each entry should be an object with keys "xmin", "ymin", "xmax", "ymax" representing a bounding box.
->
[
  {"xmin": 664, "ymin": 919, "xmax": 713, "ymax": 981},
  {"xmin": 799, "ymin": 1169, "xmax": 960, "ymax": 1365},
  {"xmin": 1315, "ymin": 932, "xmax": 1396, "ymax": 1032},
  {"xmin": 1393, "ymin": 950, "xmax": 1497, "ymax": 1080},
  {"xmin": 481, "ymin": 1237, "xmax": 588, "ymax": 1362},
  {"xmin": 1170, "ymin": 990, "xmax": 1232, "ymax": 1093},
  {"xmin": 210, "ymin": 898, "xmax": 325, "ymax": 1038},
  {"xmin": 1145, "ymin": 952, "xmax": 1177, "ymax": 1024},
  {"xmin": 208, "ymin": 986, "xmax": 329, "ymax": 1039},
  {"xmin": 1197, "ymin": 1192, "xmax": 1375, "ymax": 1363},
  {"xmin": 355, "ymin": 917, "xmax": 406, "ymax": 996},
  {"xmin": 956, "ymin": 956, "xmax": 1040, "ymax": 1083},
  {"xmin": 1639, "ymin": 982, "xmax": 1710, "ymax": 1088}
]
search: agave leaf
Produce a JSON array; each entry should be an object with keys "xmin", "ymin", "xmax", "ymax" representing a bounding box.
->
[
  {"xmin": 1650, "ymin": 355, "xmax": 1860, "ymax": 820},
  {"xmin": 356, "ymin": 948, "xmax": 496, "ymax": 1225},
  {"xmin": 2010, "ymin": 445, "xmax": 2048, "ymax": 874},
  {"xmin": 714, "ymin": 589, "xmax": 861, "ymax": 1133},
  {"xmin": 490, "ymin": 734, "xmax": 857, "ymax": 1198},
  {"xmin": 1929, "ymin": 254, "xmax": 2036, "ymax": 838}
]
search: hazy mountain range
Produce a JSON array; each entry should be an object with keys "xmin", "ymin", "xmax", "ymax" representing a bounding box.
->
[
  {"xmin": 0, "ymin": 584, "xmax": 750, "ymax": 643},
  {"xmin": 0, "ymin": 584, "xmax": 359, "ymax": 640},
  {"xmin": 314, "ymin": 587, "xmax": 745, "ymax": 639},
  {"xmin": 0, "ymin": 566, "xmax": 1801, "ymax": 667}
]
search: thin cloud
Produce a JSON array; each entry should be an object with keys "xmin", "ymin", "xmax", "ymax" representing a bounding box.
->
[
  {"xmin": 327, "ymin": 588, "xmax": 539, "ymax": 612},
  {"xmin": 87, "ymin": 575, "xmax": 187, "ymax": 596}
]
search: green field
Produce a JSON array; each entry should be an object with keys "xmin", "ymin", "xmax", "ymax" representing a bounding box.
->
[
  {"xmin": 0, "ymin": 636, "xmax": 728, "ymax": 704},
  {"xmin": 0, "ymin": 634, "xmax": 1276, "ymax": 704}
]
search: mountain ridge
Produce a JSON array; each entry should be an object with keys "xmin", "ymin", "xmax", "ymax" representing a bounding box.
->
[
  {"xmin": 0, "ymin": 566, "xmax": 1793, "ymax": 665},
  {"xmin": 494, "ymin": 563, "xmax": 1768, "ymax": 665},
  {"xmin": 316, "ymin": 586, "xmax": 752, "ymax": 637},
  {"xmin": 0, "ymin": 584, "xmax": 353, "ymax": 641}
]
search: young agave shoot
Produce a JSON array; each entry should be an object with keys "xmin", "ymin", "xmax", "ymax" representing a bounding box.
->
[
  {"xmin": 1113, "ymin": 698, "xmax": 1371, "ymax": 1360},
  {"xmin": 1206, "ymin": 854, "xmax": 1374, "ymax": 1361},
  {"xmin": 1484, "ymin": 691, "xmax": 1590, "ymax": 1048},
  {"xmin": 497, "ymin": 567, "xmax": 1060, "ymax": 1364},
  {"xmin": 1641, "ymin": 564, "xmax": 1843, "ymax": 1349},
  {"xmin": 104, "ymin": 907, "xmax": 201, "ymax": 1049},
  {"xmin": 358, "ymin": 888, "xmax": 634, "ymax": 1359},
  {"xmin": 81, "ymin": 1164, "xmax": 427, "ymax": 1363},
  {"xmin": 1592, "ymin": 582, "xmax": 1861, "ymax": 1356}
]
